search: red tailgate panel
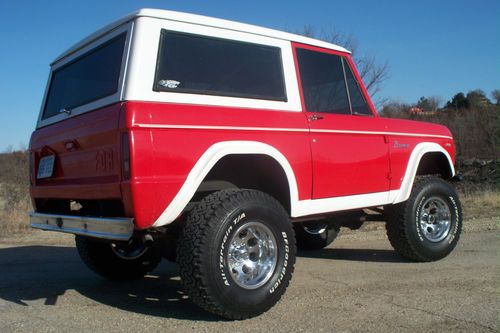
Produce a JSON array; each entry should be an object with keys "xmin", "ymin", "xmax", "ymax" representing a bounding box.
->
[{"xmin": 30, "ymin": 103, "xmax": 126, "ymax": 201}]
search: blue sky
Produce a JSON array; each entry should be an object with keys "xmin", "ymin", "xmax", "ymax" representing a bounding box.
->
[{"xmin": 0, "ymin": 0, "xmax": 498, "ymax": 151}]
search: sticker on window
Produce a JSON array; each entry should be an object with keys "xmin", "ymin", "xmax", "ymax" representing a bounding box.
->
[{"xmin": 158, "ymin": 79, "xmax": 181, "ymax": 89}]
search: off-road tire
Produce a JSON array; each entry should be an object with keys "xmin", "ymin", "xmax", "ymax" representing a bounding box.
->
[
  {"xmin": 385, "ymin": 176, "xmax": 462, "ymax": 262},
  {"xmin": 75, "ymin": 236, "xmax": 162, "ymax": 280},
  {"xmin": 176, "ymin": 189, "xmax": 296, "ymax": 319},
  {"xmin": 294, "ymin": 222, "xmax": 339, "ymax": 250}
]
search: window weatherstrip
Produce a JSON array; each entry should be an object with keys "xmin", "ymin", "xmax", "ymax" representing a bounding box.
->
[
  {"xmin": 343, "ymin": 58, "xmax": 373, "ymax": 117},
  {"xmin": 341, "ymin": 57, "xmax": 353, "ymax": 115}
]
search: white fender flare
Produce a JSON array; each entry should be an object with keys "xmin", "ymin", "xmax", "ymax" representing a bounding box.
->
[
  {"xmin": 153, "ymin": 141, "xmax": 299, "ymax": 227},
  {"xmin": 391, "ymin": 142, "xmax": 455, "ymax": 204}
]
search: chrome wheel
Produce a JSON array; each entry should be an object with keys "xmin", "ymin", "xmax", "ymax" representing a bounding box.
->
[
  {"xmin": 227, "ymin": 221, "xmax": 277, "ymax": 289},
  {"xmin": 419, "ymin": 196, "xmax": 451, "ymax": 242},
  {"xmin": 303, "ymin": 222, "xmax": 327, "ymax": 235},
  {"xmin": 110, "ymin": 241, "xmax": 148, "ymax": 260}
]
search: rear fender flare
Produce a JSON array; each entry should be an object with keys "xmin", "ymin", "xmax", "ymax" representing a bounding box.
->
[{"xmin": 152, "ymin": 141, "xmax": 299, "ymax": 227}]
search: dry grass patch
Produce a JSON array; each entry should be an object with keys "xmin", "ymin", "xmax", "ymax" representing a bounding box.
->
[
  {"xmin": 0, "ymin": 208, "xmax": 31, "ymax": 235},
  {"xmin": 460, "ymin": 189, "xmax": 500, "ymax": 219},
  {"xmin": 0, "ymin": 183, "xmax": 32, "ymax": 237}
]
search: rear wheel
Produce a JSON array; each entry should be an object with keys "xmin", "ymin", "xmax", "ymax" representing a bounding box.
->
[
  {"xmin": 293, "ymin": 221, "xmax": 339, "ymax": 250},
  {"xmin": 176, "ymin": 189, "xmax": 296, "ymax": 319},
  {"xmin": 75, "ymin": 236, "xmax": 161, "ymax": 280},
  {"xmin": 385, "ymin": 177, "xmax": 462, "ymax": 262}
]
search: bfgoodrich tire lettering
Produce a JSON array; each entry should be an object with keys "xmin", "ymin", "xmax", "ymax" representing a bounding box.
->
[
  {"xmin": 385, "ymin": 177, "xmax": 462, "ymax": 262},
  {"xmin": 176, "ymin": 189, "xmax": 296, "ymax": 319}
]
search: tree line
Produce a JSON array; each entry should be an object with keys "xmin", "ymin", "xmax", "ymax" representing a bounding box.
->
[
  {"xmin": 382, "ymin": 89, "xmax": 500, "ymax": 116},
  {"xmin": 381, "ymin": 89, "xmax": 499, "ymax": 160}
]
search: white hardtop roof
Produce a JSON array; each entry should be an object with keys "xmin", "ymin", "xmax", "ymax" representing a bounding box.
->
[{"xmin": 53, "ymin": 8, "xmax": 351, "ymax": 65}]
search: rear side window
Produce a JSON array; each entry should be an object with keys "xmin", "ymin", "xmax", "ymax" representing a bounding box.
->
[
  {"xmin": 154, "ymin": 30, "xmax": 287, "ymax": 101},
  {"xmin": 42, "ymin": 34, "xmax": 126, "ymax": 120},
  {"xmin": 296, "ymin": 48, "xmax": 350, "ymax": 114},
  {"xmin": 343, "ymin": 59, "xmax": 372, "ymax": 116}
]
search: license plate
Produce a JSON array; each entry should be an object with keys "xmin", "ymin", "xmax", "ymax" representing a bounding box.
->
[{"xmin": 37, "ymin": 155, "xmax": 56, "ymax": 179}]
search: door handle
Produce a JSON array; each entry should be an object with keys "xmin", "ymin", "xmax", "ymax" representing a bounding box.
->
[{"xmin": 309, "ymin": 114, "xmax": 324, "ymax": 121}]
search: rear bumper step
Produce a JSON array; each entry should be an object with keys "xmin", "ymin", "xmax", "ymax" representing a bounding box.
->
[{"xmin": 29, "ymin": 212, "xmax": 134, "ymax": 241}]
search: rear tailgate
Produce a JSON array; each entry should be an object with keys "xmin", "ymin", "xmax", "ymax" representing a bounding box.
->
[{"xmin": 30, "ymin": 103, "xmax": 125, "ymax": 201}]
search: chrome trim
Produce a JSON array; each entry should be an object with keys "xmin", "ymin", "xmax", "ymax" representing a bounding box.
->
[
  {"xmin": 59, "ymin": 108, "xmax": 72, "ymax": 115},
  {"xmin": 418, "ymin": 197, "xmax": 452, "ymax": 243},
  {"xmin": 227, "ymin": 221, "xmax": 278, "ymax": 290},
  {"xmin": 29, "ymin": 212, "xmax": 134, "ymax": 241}
]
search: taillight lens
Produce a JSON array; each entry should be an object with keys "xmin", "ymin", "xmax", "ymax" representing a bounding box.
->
[
  {"xmin": 29, "ymin": 151, "xmax": 34, "ymax": 185},
  {"xmin": 121, "ymin": 132, "xmax": 131, "ymax": 180}
]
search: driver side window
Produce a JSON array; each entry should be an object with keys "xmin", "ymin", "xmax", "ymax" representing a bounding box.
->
[
  {"xmin": 296, "ymin": 48, "xmax": 350, "ymax": 114},
  {"xmin": 296, "ymin": 47, "xmax": 373, "ymax": 116}
]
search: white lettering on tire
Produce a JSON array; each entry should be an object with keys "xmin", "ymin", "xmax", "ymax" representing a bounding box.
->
[
  {"xmin": 448, "ymin": 196, "xmax": 459, "ymax": 244},
  {"xmin": 219, "ymin": 213, "xmax": 246, "ymax": 286},
  {"xmin": 269, "ymin": 231, "xmax": 289, "ymax": 294},
  {"xmin": 415, "ymin": 196, "xmax": 426, "ymax": 242}
]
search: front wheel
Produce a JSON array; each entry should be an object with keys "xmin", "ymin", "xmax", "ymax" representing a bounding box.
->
[
  {"xmin": 385, "ymin": 177, "xmax": 462, "ymax": 262},
  {"xmin": 176, "ymin": 189, "xmax": 296, "ymax": 319}
]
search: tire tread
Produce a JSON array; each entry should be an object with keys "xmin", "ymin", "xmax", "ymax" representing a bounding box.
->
[
  {"xmin": 385, "ymin": 176, "xmax": 461, "ymax": 262},
  {"xmin": 177, "ymin": 189, "xmax": 294, "ymax": 319}
]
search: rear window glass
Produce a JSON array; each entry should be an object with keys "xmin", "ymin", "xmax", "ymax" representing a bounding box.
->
[
  {"xmin": 42, "ymin": 34, "xmax": 126, "ymax": 120},
  {"xmin": 296, "ymin": 48, "xmax": 350, "ymax": 114},
  {"xmin": 154, "ymin": 30, "xmax": 287, "ymax": 101}
]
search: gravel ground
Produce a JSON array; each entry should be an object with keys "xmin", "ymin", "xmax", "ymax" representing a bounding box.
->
[{"xmin": 0, "ymin": 218, "xmax": 498, "ymax": 333}]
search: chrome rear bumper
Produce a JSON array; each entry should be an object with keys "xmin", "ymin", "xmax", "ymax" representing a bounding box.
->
[{"xmin": 29, "ymin": 212, "xmax": 134, "ymax": 241}]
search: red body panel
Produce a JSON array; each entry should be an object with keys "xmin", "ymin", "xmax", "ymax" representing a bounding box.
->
[
  {"xmin": 291, "ymin": 42, "xmax": 390, "ymax": 198},
  {"xmin": 124, "ymin": 102, "xmax": 312, "ymax": 228},
  {"xmin": 308, "ymin": 115, "xmax": 391, "ymax": 198}
]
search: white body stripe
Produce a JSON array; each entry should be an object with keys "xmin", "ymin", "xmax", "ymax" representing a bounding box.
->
[
  {"xmin": 134, "ymin": 123, "xmax": 453, "ymax": 139},
  {"xmin": 134, "ymin": 124, "xmax": 309, "ymax": 133},
  {"xmin": 311, "ymin": 129, "xmax": 452, "ymax": 139},
  {"xmin": 152, "ymin": 140, "xmax": 455, "ymax": 227},
  {"xmin": 293, "ymin": 190, "xmax": 400, "ymax": 218}
]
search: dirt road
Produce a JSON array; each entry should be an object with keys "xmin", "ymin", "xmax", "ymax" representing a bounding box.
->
[{"xmin": 0, "ymin": 221, "xmax": 498, "ymax": 333}]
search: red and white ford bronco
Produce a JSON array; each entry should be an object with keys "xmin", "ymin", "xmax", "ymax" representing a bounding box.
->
[{"xmin": 29, "ymin": 9, "xmax": 462, "ymax": 319}]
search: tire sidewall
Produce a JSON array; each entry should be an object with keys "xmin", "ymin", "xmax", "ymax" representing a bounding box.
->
[
  {"xmin": 406, "ymin": 181, "xmax": 462, "ymax": 260},
  {"xmin": 205, "ymin": 198, "xmax": 294, "ymax": 315}
]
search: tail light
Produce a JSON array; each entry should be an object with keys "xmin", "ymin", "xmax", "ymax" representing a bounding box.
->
[
  {"xmin": 121, "ymin": 132, "xmax": 131, "ymax": 180},
  {"xmin": 29, "ymin": 151, "xmax": 34, "ymax": 185},
  {"xmin": 28, "ymin": 135, "xmax": 34, "ymax": 185}
]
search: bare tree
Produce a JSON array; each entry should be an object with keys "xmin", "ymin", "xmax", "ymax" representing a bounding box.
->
[
  {"xmin": 296, "ymin": 25, "xmax": 389, "ymax": 102},
  {"xmin": 427, "ymin": 96, "xmax": 444, "ymax": 111},
  {"xmin": 491, "ymin": 89, "xmax": 500, "ymax": 105},
  {"xmin": 380, "ymin": 100, "xmax": 411, "ymax": 119},
  {"xmin": 416, "ymin": 95, "xmax": 443, "ymax": 111}
]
